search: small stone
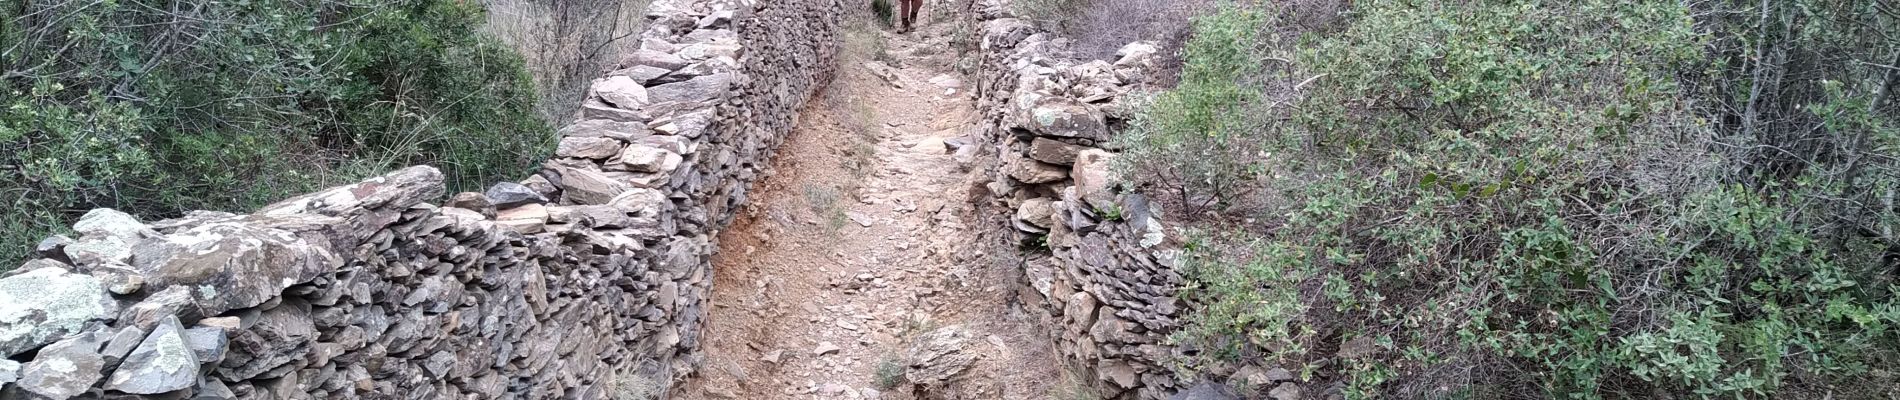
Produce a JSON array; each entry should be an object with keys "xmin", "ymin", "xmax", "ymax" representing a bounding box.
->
[
  {"xmin": 620, "ymin": 144, "xmax": 683, "ymax": 173},
  {"xmin": 763, "ymin": 350, "xmax": 786, "ymax": 364},
  {"xmin": 101, "ymin": 325, "xmax": 148, "ymax": 365},
  {"xmin": 593, "ymin": 75, "xmax": 651, "ymax": 109},
  {"xmin": 1174, "ymin": 381, "xmax": 1241, "ymax": 400},
  {"xmin": 34, "ymin": 235, "xmax": 74, "ymax": 263},
  {"xmin": 485, "ymin": 182, "xmax": 549, "ymax": 209},
  {"xmin": 1263, "ymin": 367, "xmax": 1295, "ymax": 383},
  {"xmin": 181, "ymin": 327, "xmax": 228, "ymax": 363},
  {"xmin": 611, "ymin": 65, "xmax": 674, "ymax": 84},
  {"xmin": 196, "ymin": 316, "xmax": 241, "ymax": 331},
  {"xmin": 846, "ymin": 212, "xmax": 874, "ymax": 227},
  {"xmin": 1024, "ymin": 97, "xmax": 1109, "ymax": 140},
  {"xmin": 1072, "ymin": 149, "xmax": 1118, "ymax": 209},
  {"xmin": 624, "ymin": 48, "xmax": 689, "ymax": 70},
  {"xmin": 446, "ymin": 192, "xmax": 492, "ymax": 212},
  {"xmin": 813, "ymin": 342, "xmax": 841, "ymax": 356},
  {"xmin": 1114, "ymin": 41, "xmax": 1160, "ymax": 68},
  {"xmin": 556, "ymin": 137, "xmax": 625, "ymax": 159},
  {"xmin": 1015, "ymin": 198, "xmax": 1056, "ymax": 229},
  {"xmin": 106, "ymin": 316, "xmax": 199, "ymax": 394},
  {"xmin": 1007, "ymin": 157, "xmax": 1069, "ymax": 184},
  {"xmin": 71, "ymin": 208, "xmax": 156, "ymax": 239},
  {"xmin": 1269, "ymin": 382, "xmax": 1303, "ymax": 400},
  {"xmin": 495, "ymin": 203, "xmax": 551, "ymax": 234},
  {"xmin": 913, "ymin": 137, "xmax": 948, "ymax": 154},
  {"xmin": 1337, "ymin": 336, "xmax": 1377, "ymax": 359},
  {"xmin": 554, "ymin": 165, "xmax": 633, "ymax": 205},
  {"xmin": 0, "ymin": 359, "xmax": 17, "ymax": 386},
  {"xmin": 1027, "ymin": 137, "xmax": 1084, "ymax": 165}
]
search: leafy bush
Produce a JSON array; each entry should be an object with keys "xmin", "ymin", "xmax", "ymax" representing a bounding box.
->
[
  {"xmin": 1113, "ymin": 6, "xmax": 1266, "ymax": 219},
  {"xmin": 1146, "ymin": 0, "xmax": 1900, "ymax": 398},
  {"xmin": 1, "ymin": 0, "xmax": 552, "ymax": 268}
]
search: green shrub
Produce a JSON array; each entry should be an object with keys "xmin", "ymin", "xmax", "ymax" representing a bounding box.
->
[
  {"xmin": 1150, "ymin": 0, "xmax": 1900, "ymax": 398},
  {"xmin": 1114, "ymin": 4, "xmax": 1265, "ymax": 219},
  {"xmin": 1, "ymin": 0, "xmax": 552, "ymax": 269}
]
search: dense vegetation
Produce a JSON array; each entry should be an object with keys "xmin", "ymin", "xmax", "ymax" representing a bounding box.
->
[
  {"xmin": 1, "ymin": 0, "xmax": 555, "ymax": 267},
  {"xmin": 1119, "ymin": 0, "xmax": 1900, "ymax": 398}
]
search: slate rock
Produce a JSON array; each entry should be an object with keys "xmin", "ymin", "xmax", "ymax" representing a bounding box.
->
[
  {"xmin": 0, "ymin": 267, "xmax": 119, "ymax": 356},
  {"xmin": 555, "ymin": 137, "xmax": 625, "ymax": 159},
  {"xmin": 593, "ymin": 75, "xmax": 651, "ymax": 110},
  {"xmin": 1024, "ymin": 97, "xmax": 1109, "ymax": 140},
  {"xmin": 611, "ymin": 65, "xmax": 674, "ymax": 85},
  {"xmin": 1016, "ymin": 198, "xmax": 1056, "ymax": 229},
  {"xmin": 647, "ymin": 74, "xmax": 734, "ymax": 104},
  {"xmin": 181, "ymin": 326, "xmax": 228, "ymax": 363},
  {"xmin": 0, "ymin": 359, "xmax": 18, "ymax": 385},
  {"xmin": 15, "ymin": 332, "xmax": 106, "ymax": 399},
  {"xmin": 72, "ymin": 208, "xmax": 157, "ymax": 240},
  {"xmin": 1027, "ymin": 137, "xmax": 1084, "ymax": 165},
  {"xmin": 620, "ymin": 144, "xmax": 683, "ymax": 173},
  {"xmin": 903, "ymin": 326, "xmax": 976, "ymax": 389},
  {"xmin": 106, "ymin": 316, "xmax": 199, "ymax": 394},
  {"xmin": 1007, "ymin": 157, "xmax": 1069, "ymax": 184},
  {"xmin": 1072, "ymin": 149, "xmax": 1118, "ymax": 210},
  {"xmin": 623, "ymin": 49, "xmax": 688, "ymax": 71},
  {"xmin": 101, "ymin": 325, "xmax": 149, "ymax": 366},
  {"xmin": 553, "ymin": 166, "xmax": 632, "ymax": 205},
  {"xmin": 128, "ymin": 221, "xmax": 339, "ymax": 316},
  {"xmin": 1269, "ymin": 382, "xmax": 1303, "ymax": 400},
  {"xmin": 35, "ymin": 235, "xmax": 74, "ymax": 263},
  {"xmin": 485, "ymin": 182, "xmax": 549, "ymax": 209},
  {"xmin": 1171, "ymin": 381, "xmax": 1240, "ymax": 400},
  {"xmin": 446, "ymin": 192, "xmax": 492, "ymax": 213},
  {"xmin": 558, "ymin": 119, "xmax": 652, "ymax": 141}
]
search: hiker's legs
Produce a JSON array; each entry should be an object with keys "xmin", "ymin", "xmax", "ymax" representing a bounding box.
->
[{"xmin": 899, "ymin": 0, "xmax": 921, "ymax": 31}]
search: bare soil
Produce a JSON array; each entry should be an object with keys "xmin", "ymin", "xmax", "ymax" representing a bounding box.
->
[{"xmin": 674, "ymin": 18, "xmax": 1064, "ymax": 400}]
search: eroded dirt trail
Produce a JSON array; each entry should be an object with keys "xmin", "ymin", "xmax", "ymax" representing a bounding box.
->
[{"xmin": 676, "ymin": 22, "xmax": 1064, "ymax": 400}]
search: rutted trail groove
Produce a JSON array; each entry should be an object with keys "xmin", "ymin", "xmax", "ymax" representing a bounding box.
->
[{"xmin": 678, "ymin": 23, "xmax": 1064, "ymax": 400}]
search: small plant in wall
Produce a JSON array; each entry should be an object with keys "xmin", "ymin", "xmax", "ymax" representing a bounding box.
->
[{"xmin": 1095, "ymin": 203, "xmax": 1125, "ymax": 221}]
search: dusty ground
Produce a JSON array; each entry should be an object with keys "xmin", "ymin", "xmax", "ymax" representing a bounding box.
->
[{"xmin": 674, "ymin": 15, "xmax": 1065, "ymax": 400}]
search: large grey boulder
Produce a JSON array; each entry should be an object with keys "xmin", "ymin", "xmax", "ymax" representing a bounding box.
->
[
  {"xmin": 14, "ymin": 332, "xmax": 106, "ymax": 399},
  {"xmin": 0, "ymin": 267, "xmax": 119, "ymax": 356},
  {"xmin": 106, "ymin": 316, "xmax": 198, "ymax": 394},
  {"xmin": 128, "ymin": 221, "xmax": 341, "ymax": 316}
]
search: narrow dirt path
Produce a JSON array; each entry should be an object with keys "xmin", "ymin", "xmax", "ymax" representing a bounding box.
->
[{"xmin": 676, "ymin": 20, "xmax": 1065, "ymax": 400}]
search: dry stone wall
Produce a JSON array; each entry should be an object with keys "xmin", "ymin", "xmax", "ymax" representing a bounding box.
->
[
  {"xmin": 0, "ymin": 0, "xmax": 841, "ymax": 398},
  {"xmin": 963, "ymin": 1, "xmax": 1188, "ymax": 399}
]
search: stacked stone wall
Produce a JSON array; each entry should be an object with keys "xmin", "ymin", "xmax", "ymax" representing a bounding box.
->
[
  {"xmin": 0, "ymin": 0, "xmax": 841, "ymax": 398},
  {"xmin": 963, "ymin": 1, "xmax": 1186, "ymax": 399}
]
